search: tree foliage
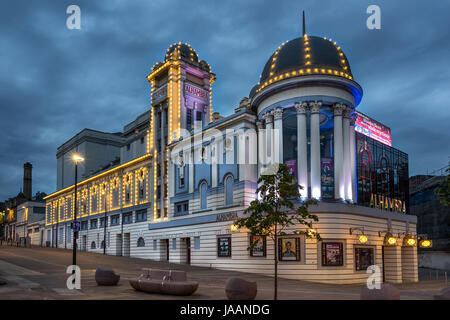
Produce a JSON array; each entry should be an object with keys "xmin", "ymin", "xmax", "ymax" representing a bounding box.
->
[{"xmin": 434, "ymin": 167, "xmax": 450, "ymax": 207}]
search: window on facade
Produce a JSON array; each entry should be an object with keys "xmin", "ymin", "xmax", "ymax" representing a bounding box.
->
[
  {"xmin": 174, "ymin": 201, "xmax": 189, "ymax": 216},
  {"xmin": 100, "ymin": 217, "xmax": 106, "ymax": 228},
  {"xmin": 140, "ymin": 136, "xmax": 145, "ymax": 144},
  {"xmin": 91, "ymin": 241, "xmax": 96, "ymax": 249},
  {"xmin": 137, "ymin": 237, "xmax": 145, "ymax": 247},
  {"xmin": 186, "ymin": 108, "xmax": 193, "ymax": 131},
  {"xmin": 67, "ymin": 227, "xmax": 71, "ymax": 242},
  {"xmin": 125, "ymin": 192, "xmax": 130, "ymax": 202},
  {"xmin": 101, "ymin": 240, "xmax": 105, "ymax": 249},
  {"xmin": 156, "ymin": 209, "xmax": 161, "ymax": 219},
  {"xmin": 110, "ymin": 215, "xmax": 120, "ymax": 226},
  {"xmin": 163, "ymin": 208, "xmax": 168, "ymax": 218},
  {"xmin": 81, "ymin": 221, "xmax": 88, "ymax": 230},
  {"xmin": 200, "ymin": 182, "xmax": 207, "ymax": 210},
  {"xmin": 225, "ymin": 175, "xmax": 234, "ymax": 205},
  {"xmin": 136, "ymin": 209, "xmax": 147, "ymax": 222},
  {"xmin": 217, "ymin": 236, "xmax": 232, "ymax": 257},
  {"xmin": 90, "ymin": 219, "xmax": 98, "ymax": 229},
  {"xmin": 139, "ymin": 185, "xmax": 144, "ymax": 199},
  {"xmin": 194, "ymin": 236, "xmax": 200, "ymax": 250},
  {"xmin": 34, "ymin": 227, "xmax": 39, "ymax": 232},
  {"xmin": 59, "ymin": 228, "xmax": 64, "ymax": 243},
  {"xmin": 126, "ymin": 144, "xmax": 130, "ymax": 151},
  {"xmin": 156, "ymin": 185, "xmax": 161, "ymax": 200},
  {"xmin": 122, "ymin": 212, "xmax": 132, "ymax": 224}
]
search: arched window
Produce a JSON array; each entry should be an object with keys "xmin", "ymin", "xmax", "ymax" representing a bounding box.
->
[
  {"xmin": 225, "ymin": 175, "xmax": 234, "ymax": 205},
  {"xmin": 200, "ymin": 182, "xmax": 207, "ymax": 210},
  {"xmin": 100, "ymin": 240, "xmax": 105, "ymax": 249},
  {"xmin": 137, "ymin": 237, "xmax": 145, "ymax": 247},
  {"xmin": 91, "ymin": 241, "xmax": 96, "ymax": 249}
]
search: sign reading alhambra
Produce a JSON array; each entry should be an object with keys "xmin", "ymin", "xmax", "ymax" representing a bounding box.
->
[
  {"xmin": 185, "ymin": 83, "xmax": 208, "ymax": 101},
  {"xmin": 370, "ymin": 193, "xmax": 406, "ymax": 213}
]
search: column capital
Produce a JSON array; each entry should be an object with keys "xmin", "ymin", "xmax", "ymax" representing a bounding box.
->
[
  {"xmin": 309, "ymin": 101, "xmax": 322, "ymax": 114},
  {"xmin": 256, "ymin": 121, "xmax": 264, "ymax": 129},
  {"xmin": 343, "ymin": 107, "xmax": 352, "ymax": 118},
  {"xmin": 272, "ymin": 107, "xmax": 284, "ymax": 120},
  {"xmin": 295, "ymin": 102, "xmax": 308, "ymax": 114},
  {"xmin": 262, "ymin": 112, "xmax": 273, "ymax": 124},
  {"xmin": 333, "ymin": 103, "xmax": 346, "ymax": 116},
  {"xmin": 349, "ymin": 113, "xmax": 357, "ymax": 126}
]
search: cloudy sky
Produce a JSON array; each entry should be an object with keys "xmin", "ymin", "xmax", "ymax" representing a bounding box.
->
[{"xmin": 0, "ymin": 0, "xmax": 449, "ymax": 200}]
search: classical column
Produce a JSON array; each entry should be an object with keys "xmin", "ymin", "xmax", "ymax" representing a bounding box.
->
[
  {"xmin": 256, "ymin": 121, "xmax": 265, "ymax": 175},
  {"xmin": 262, "ymin": 112, "xmax": 273, "ymax": 168},
  {"xmin": 160, "ymin": 107, "xmax": 166, "ymax": 216},
  {"xmin": 342, "ymin": 107, "xmax": 351, "ymax": 201},
  {"xmin": 349, "ymin": 114, "xmax": 356, "ymax": 203},
  {"xmin": 272, "ymin": 108, "xmax": 284, "ymax": 165},
  {"xmin": 333, "ymin": 103, "xmax": 345, "ymax": 200},
  {"xmin": 309, "ymin": 101, "xmax": 322, "ymax": 199},
  {"xmin": 295, "ymin": 102, "xmax": 308, "ymax": 198}
]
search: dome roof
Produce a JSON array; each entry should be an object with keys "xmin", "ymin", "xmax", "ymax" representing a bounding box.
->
[
  {"xmin": 257, "ymin": 35, "xmax": 353, "ymax": 92},
  {"xmin": 164, "ymin": 42, "xmax": 198, "ymax": 63}
]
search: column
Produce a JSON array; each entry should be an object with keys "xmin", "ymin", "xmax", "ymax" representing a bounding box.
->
[
  {"xmin": 333, "ymin": 103, "xmax": 345, "ymax": 200},
  {"xmin": 160, "ymin": 107, "xmax": 166, "ymax": 217},
  {"xmin": 349, "ymin": 114, "xmax": 356, "ymax": 203},
  {"xmin": 342, "ymin": 107, "xmax": 351, "ymax": 200},
  {"xmin": 256, "ymin": 121, "xmax": 265, "ymax": 175},
  {"xmin": 272, "ymin": 108, "xmax": 284, "ymax": 165},
  {"xmin": 295, "ymin": 102, "xmax": 308, "ymax": 198},
  {"xmin": 309, "ymin": 101, "xmax": 322, "ymax": 199},
  {"xmin": 262, "ymin": 113, "xmax": 273, "ymax": 169}
]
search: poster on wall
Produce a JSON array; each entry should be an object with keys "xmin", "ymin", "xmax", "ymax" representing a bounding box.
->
[
  {"xmin": 285, "ymin": 159, "xmax": 297, "ymax": 179},
  {"xmin": 217, "ymin": 236, "xmax": 231, "ymax": 257},
  {"xmin": 355, "ymin": 247, "xmax": 374, "ymax": 271},
  {"xmin": 355, "ymin": 111, "xmax": 392, "ymax": 146},
  {"xmin": 321, "ymin": 158, "xmax": 334, "ymax": 199},
  {"xmin": 250, "ymin": 235, "xmax": 266, "ymax": 257},
  {"xmin": 322, "ymin": 242, "xmax": 344, "ymax": 266},
  {"xmin": 278, "ymin": 237, "xmax": 301, "ymax": 261}
]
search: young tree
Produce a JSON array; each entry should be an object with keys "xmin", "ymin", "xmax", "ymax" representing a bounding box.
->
[{"xmin": 235, "ymin": 163, "xmax": 321, "ymax": 300}]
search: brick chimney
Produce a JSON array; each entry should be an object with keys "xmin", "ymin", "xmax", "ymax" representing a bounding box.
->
[{"xmin": 23, "ymin": 162, "xmax": 32, "ymax": 200}]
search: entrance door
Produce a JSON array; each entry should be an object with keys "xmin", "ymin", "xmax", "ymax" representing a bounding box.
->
[
  {"xmin": 123, "ymin": 233, "xmax": 130, "ymax": 257},
  {"xmin": 116, "ymin": 234, "xmax": 122, "ymax": 256},
  {"xmin": 186, "ymin": 238, "xmax": 191, "ymax": 265}
]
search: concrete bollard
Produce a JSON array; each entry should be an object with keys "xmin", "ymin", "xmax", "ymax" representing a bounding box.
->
[{"xmin": 360, "ymin": 283, "xmax": 400, "ymax": 300}]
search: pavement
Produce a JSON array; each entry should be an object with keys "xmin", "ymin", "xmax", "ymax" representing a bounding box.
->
[{"xmin": 0, "ymin": 245, "xmax": 447, "ymax": 300}]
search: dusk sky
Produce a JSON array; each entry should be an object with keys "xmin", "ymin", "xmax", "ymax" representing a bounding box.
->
[{"xmin": 0, "ymin": 0, "xmax": 449, "ymax": 200}]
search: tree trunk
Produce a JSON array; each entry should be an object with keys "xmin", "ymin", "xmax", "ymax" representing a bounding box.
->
[{"xmin": 274, "ymin": 222, "xmax": 278, "ymax": 300}]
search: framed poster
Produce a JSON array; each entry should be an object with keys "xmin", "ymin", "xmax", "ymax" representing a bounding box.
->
[
  {"xmin": 355, "ymin": 247, "xmax": 374, "ymax": 271},
  {"xmin": 321, "ymin": 158, "xmax": 334, "ymax": 199},
  {"xmin": 278, "ymin": 237, "xmax": 301, "ymax": 261},
  {"xmin": 249, "ymin": 235, "xmax": 266, "ymax": 257},
  {"xmin": 217, "ymin": 236, "xmax": 231, "ymax": 257},
  {"xmin": 322, "ymin": 242, "xmax": 344, "ymax": 266}
]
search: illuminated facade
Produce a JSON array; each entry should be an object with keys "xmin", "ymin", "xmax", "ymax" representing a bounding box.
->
[{"xmin": 43, "ymin": 32, "xmax": 418, "ymax": 284}]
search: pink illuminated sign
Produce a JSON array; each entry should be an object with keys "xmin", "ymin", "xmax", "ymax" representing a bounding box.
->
[{"xmin": 354, "ymin": 111, "xmax": 392, "ymax": 146}]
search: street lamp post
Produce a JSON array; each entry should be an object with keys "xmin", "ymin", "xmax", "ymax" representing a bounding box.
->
[{"xmin": 72, "ymin": 154, "xmax": 84, "ymax": 270}]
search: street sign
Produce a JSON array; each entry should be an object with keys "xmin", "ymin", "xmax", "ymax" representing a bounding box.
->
[{"xmin": 72, "ymin": 221, "xmax": 81, "ymax": 231}]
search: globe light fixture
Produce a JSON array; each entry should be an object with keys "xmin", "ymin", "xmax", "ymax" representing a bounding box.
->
[
  {"xmin": 230, "ymin": 224, "xmax": 238, "ymax": 232},
  {"xmin": 358, "ymin": 234, "xmax": 369, "ymax": 244},
  {"xmin": 419, "ymin": 239, "xmax": 432, "ymax": 248}
]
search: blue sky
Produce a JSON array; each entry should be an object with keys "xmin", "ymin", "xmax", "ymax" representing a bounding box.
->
[{"xmin": 0, "ymin": 0, "xmax": 449, "ymax": 200}]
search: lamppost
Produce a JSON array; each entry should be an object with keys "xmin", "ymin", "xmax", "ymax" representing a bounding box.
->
[{"xmin": 72, "ymin": 154, "xmax": 84, "ymax": 269}]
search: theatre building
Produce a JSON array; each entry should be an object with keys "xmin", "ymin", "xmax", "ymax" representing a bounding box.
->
[{"xmin": 44, "ymin": 28, "xmax": 418, "ymax": 284}]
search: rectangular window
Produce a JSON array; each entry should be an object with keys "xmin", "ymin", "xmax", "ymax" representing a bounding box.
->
[
  {"xmin": 194, "ymin": 236, "xmax": 200, "ymax": 250},
  {"xmin": 122, "ymin": 212, "xmax": 132, "ymax": 224},
  {"xmin": 90, "ymin": 219, "xmax": 98, "ymax": 229},
  {"xmin": 153, "ymin": 239, "xmax": 157, "ymax": 250},
  {"xmin": 67, "ymin": 227, "xmax": 72, "ymax": 242},
  {"xmin": 59, "ymin": 228, "xmax": 64, "ymax": 243},
  {"xmin": 136, "ymin": 209, "xmax": 147, "ymax": 222},
  {"xmin": 174, "ymin": 201, "xmax": 189, "ymax": 216},
  {"xmin": 110, "ymin": 214, "xmax": 120, "ymax": 226},
  {"xmin": 126, "ymin": 144, "xmax": 130, "ymax": 151},
  {"xmin": 278, "ymin": 237, "xmax": 301, "ymax": 261},
  {"xmin": 217, "ymin": 236, "xmax": 232, "ymax": 257},
  {"xmin": 81, "ymin": 221, "xmax": 88, "ymax": 230},
  {"xmin": 250, "ymin": 235, "xmax": 267, "ymax": 257},
  {"xmin": 355, "ymin": 247, "xmax": 374, "ymax": 271},
  {"xmin": 172, "ymin": 238, "xmax": 177, "ymax": 250},
  {"xmin": 108, "ymin": 232, "xmax": 110, "ymax": 247},
  {"xmin": 140, "ymin": 136, "xmax": 145, "ymax": 144},
  {"xmin": 100, "ymin": 217, "xmax": 106, "ymax": 228},
  {"xmin": 186, "ymin": 108, "xmax": 192, "ymax": 131},
  {"xmin": 321, "ymin": 242, "xmax": 344, "ymax": 266}
]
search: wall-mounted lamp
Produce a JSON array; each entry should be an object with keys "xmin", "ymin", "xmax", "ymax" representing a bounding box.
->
[
  {"xmin": 350, "ymin": 227, "xmax": 368, "ymax": 244},
  {"xmin": 417, "ymin": 234, "xmax": 432, "ymax": 248},
  {"xmin": 307, "ymin": 228, "xmax": 317, "ymax": 237},
  {"xmin": 230, "ymin": 224, "xmax": 238, "ymax": 232},
  {"xmin": 379, "ymin": 230, "xmax": 397, "ymax": 246},
  {"xmin": 399, "ymin": 233, "xmax": 417, "ymax": 246}
]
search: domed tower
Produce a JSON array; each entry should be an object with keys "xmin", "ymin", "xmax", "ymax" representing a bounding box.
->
[
  {"xmin": 250, "ymin": 32, "xmax": 363, "ymax": 201},
  {"xmin": 147, "ymin": 42, "xmax": 215, "ymax": 220}
]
